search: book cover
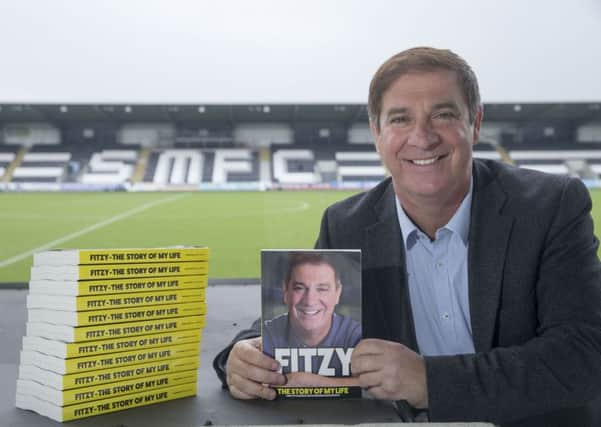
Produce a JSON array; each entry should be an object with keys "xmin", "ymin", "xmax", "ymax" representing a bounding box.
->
[
  {"xmin": 27, "ymin": 301, "xmax": 207, "ymax": 326},
  {"xmin": 18, "ymin": 355, "xmax": 199, "ymax": 390},
  {"xmin": 16, "ymin": 382, "xmax": 197, "ymax": 421},
  {"xmin": 16, "ymin": 369, "xmax": 197, "ymax": 406},
  {"xmin": 22, "ymin": 329, "xmax": 202, "ymax": 358},
  {"xmin": 26, "ymin": 288, "xmax": 206, "ymax": 311},
  {"xmin": 26, "ymin": 315, "xmax": 205, "ymax": 342},
  {"xmin": 20, "ymin": 341, "xmax": 200, "ymax": 375},
  {"xmin": 29, "ymin": 275, "xmax": 207, "ymax": 296},
  {"xmin": 33, "ymin": 246, "xmax": 209, "ymax": 266},
  {"xmin": 30, "ymin": 261, "xmax": 208, "ymax": 281},
  {"xmin": 261, "ymin": 249, "xmax": 362, "ymax": 398}
]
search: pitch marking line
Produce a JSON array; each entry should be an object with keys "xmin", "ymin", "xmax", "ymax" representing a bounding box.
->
[
  {"xmin": 279, "ymin": 201, "xmax": 310, "ymax": 213},
  {"xmin": 0, "ymin": 193, "xmax": 189, "ymax": 269}
]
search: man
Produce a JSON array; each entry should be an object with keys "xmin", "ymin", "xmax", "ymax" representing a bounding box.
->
[
  {"xmin": 214, "ymin": 47, "xmax": 601, "ymax": 426},
  {"xmin": 262, "ymin": 252, "xmax": 361, "ymax": 379}
]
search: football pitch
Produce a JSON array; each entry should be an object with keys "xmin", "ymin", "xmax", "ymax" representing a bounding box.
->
[
  {"xmin": 2, "ymin": 188, "xmax": 601, "ymax": 284},
  {"xmin": 0, "ymin": 191, "xmax": 357, "ymax": 283}
]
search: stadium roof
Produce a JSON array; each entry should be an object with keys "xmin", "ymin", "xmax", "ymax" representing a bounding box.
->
[{"xmin": 0, "ymin": 103, "xmax": 600, "ymax": 124}]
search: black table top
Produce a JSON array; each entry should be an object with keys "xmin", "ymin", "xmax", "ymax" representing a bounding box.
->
[{"xmin": 0, "ymin": 286, "xmax": 491, "ymax": 426}]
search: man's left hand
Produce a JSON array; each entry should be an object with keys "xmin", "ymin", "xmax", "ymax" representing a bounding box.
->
[{"xmin": 351, "ymin": 338, "xmax": 428, "ymax": 408}]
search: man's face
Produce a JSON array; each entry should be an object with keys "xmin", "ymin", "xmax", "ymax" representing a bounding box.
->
[
  {"xmin": 283, "ymin": 262, "xmax": 341, "ymax": 345},
  {"xmin": 372, "ymin": 70, "xmax": 482, "ymax": 206}
]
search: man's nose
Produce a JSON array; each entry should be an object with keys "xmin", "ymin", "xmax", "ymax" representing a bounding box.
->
[
  {"xmin": 302, "ymin": 288, "xmax": 319, "ymax": 304},
  {"xmin": 407, "ymin": 119, "xmax": 440, "ymax": 150}
]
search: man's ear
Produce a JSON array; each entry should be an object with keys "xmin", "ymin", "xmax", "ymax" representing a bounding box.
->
[
  {"xmin": 370, "ymin": 119, "xmax": 380, "ymax": 152},
  {"xmin": 282, "ymin": 283, "xmax": 289, "ymax": 305},
  {"xmin": 472, "ymin": 106, "xmax": 483, "ymax": 146}
]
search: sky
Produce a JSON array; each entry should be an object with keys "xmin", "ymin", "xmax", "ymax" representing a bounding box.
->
[{"xmin": 0, "ymin": 0, "xmax": 600, "ymax": 104}]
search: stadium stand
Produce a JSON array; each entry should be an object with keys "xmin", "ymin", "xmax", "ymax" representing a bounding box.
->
[
  {"xmin": 1, "ymin": 103, "xmax": 600, "ymax": 190},
  {"xmin": 81, "ymin": 149, "xmax": 138, "ymax": 184},
  {"xmin": 0, "ymin": 150, "xmax": 17, "ymax": 180},
  {"xmin": 11, "ymin": 151, "xmax": 71, "ymax": 183}
]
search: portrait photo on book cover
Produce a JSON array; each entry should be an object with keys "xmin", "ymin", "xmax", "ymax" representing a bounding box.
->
[{"xmin": 261, "ymin": 249, "xmax": 361, "ymax": 394}]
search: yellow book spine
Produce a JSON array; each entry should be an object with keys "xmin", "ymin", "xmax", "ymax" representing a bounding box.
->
[
  {"xmin": 62, "ymin": 355, "xmax": 199, "ymax": 389},
  {"xmin": 77, "ymin": 301, "xmax": 207, "ymax": 326},
  {"xmin": 62, "ymin": 369, "xmax": 197, "ymax": 405},
  {"xmin": 75, "ymin": 288, "xmax": 206, "ymax": 311},
  {"xmin": 58, "ymin": 329, "xmax": 201, "ymax": 358},
  {"xmin": 72, "ymin": 315, "xmax": 205, "ymax": 342},
  {"xmin": 64, "ymin": 341, "xmax": 200, "ymax": 374},
  {"xmin": 78, "ymin": 276, "xmax": 207, "ymax": 295},
  {"xmin": 77, "ymin": 247, "xmax": 209, "ymax": 264},
  {"xmin": 76, "ymin": 261, "xmax": 208, "ymax": 280},
  {"xmin": 63, "ymin": 382, "xmax": 197, "ymax": 421}
]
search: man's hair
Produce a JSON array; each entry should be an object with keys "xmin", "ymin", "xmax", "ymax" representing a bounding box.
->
[
  {"xmin": 284, "ymin": 252, "xmax": 341, "ymax": 289},
  {"xmin": 368, "ymin": 46, "xmax": 481, "ymax": 131}
]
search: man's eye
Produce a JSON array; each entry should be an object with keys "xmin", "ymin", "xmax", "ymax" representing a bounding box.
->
[
  {"xmin": 390, "ymin": 116, "xmax": 409, "ymax": 125},
  {"xmin": 434, "ymin": 111, "xmax": 457, "ymax": 120},
  {"xmin": 317, "ymin": 287, "xmax": 329, "ymax": 292}
]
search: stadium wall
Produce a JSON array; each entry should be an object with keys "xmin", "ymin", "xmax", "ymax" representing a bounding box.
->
[{"xmin": 2, "ymin": 106, "xmax": 601, "ymax": 191}]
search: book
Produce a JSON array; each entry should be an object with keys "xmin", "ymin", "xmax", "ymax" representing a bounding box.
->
[
  {"xmin": 29, "ymin": 275, "xmax": 207, "ymax": 296},
  {"xmin": 26, "ymin": 315, "xmax": 205, "ymax": 342},
  {"xmin": 22, "ymin": 329, "xmax": 202, "ymax": 358},
  {"xmin": 26, "ymin": 288, "xmax": 206, "ymax": 311},
  {"xmin": 30, "ymin": 261, "xmax": 208, "ymax": 281},
  {"xmin": 16, "ymin": 369, "xmax": 197, "ymax": 406},
  {"xmin": 18, "ymin": 355, "xmax": 199, "ymax": 390},
  {"xmin": 261, "ymin": 249, "xmax": 362, "ymax": 398},
  {"xmin": 33, "ymin": 246, "xmax": 209, "ymax": 266},
  {"xmin": 20, "ymin": 341, "xmax": 200, "ymax": 375},
  {"xmin": 15, "ymin": 245, "xmax": 209, "ymax": 422},
  {"xmin": 16, "ymin": 382, "xmax": 197, "ymax": 421},
  {"xmin": 27, "ymin": 301, "xmax": 207, "ymax": 326}
]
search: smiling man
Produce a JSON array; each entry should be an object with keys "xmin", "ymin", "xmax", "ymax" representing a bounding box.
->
[
  {"xmin": 216, "ymin": 47, "xmax": 601, "ymax": 427},
  {"xmin": 372, "ymin": 69, "xmax": 479, "ymax": 239},
  {"xmin": 261, "ymin": 253, "xmax": 361, "ymax": 366}
]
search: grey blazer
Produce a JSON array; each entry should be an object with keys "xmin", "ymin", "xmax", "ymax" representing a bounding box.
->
[{"xmin": 314, "ymin": 158, "xmax": 601, "ymax": 426}]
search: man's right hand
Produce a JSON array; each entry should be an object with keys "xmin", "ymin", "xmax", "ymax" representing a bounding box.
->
[{"xmin": 225, "ymin": 336, "xmax": 287, "ymax": 400}]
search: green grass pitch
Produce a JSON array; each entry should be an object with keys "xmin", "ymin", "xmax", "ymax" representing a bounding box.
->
[
  {"xmin": 0, "ymin": 191, "xmax": 357, "ymax": 283},
  {"xmin": 2, "ymin": 189, "xmax": 601, "ymax": 284}
]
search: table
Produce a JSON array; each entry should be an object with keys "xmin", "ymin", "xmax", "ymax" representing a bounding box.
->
[{"xmin": 0, "ymin": 286, "xmax": 492, "ymax": 426}]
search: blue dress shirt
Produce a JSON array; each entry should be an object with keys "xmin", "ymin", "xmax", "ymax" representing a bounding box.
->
[{"xmin": 395, "ymin": 179, "xmax": 475, "ymax": 356}]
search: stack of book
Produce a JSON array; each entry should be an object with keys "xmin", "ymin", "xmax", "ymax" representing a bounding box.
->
[{"xmin": 15, "ymin": 247, "xmax": 209, "ymax": 422}]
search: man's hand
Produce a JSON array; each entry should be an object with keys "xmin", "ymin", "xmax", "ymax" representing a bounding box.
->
[
  {"xmin": 226, "ymin": 337, "xmax": 287, "ymax": 400},
  {"xmin": 351, "ymin": 338, "xmax": 428, "ymax": 408}
]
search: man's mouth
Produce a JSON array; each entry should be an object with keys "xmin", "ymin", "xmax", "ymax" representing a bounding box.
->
[
  {"xmin": 297, "ymin": 308, "xmax": 321, "ymax": 317},
  {"xmin": 408, "ymin": 154, "xmax": 448, "ymax": 165}
]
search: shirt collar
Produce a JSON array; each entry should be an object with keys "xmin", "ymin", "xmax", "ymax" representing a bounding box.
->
[
  {"xmin": 396, "ymin": 197, "xmax": 419, "ymax": 249},
  {"xmin": 446, "ymin": 176, "xmax": 473, "ymax": 246},
  {"xmin": 287, "ymin": 312, "xmax": 338, "ymax": 347},
  {"xmin": 395, "ymin": 175, "xmax": 473, "ymax": 249}
]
